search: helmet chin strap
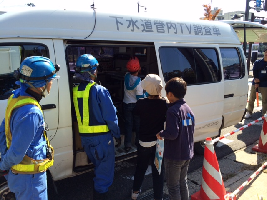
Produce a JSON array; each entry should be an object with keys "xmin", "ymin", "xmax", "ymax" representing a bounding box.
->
[
  {"xmin": 40, "ymin": 81, "xmax": 49, "ymax": 98},
  {"xmin": 88, "ymin": 71, "xmax": 97, "ymax": 79},
  {"xmin": 27, "ymin": 81, "xmax": 49, "ymax": 98}
]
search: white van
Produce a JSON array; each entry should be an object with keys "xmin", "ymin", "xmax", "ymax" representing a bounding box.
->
[{"xmin": 0, "ymin": 9, "xmax": 251, "ymax": 195}]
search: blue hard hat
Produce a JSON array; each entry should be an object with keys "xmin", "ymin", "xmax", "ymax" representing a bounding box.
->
[
  {"xmin": 75, "ymin": 54, "xmax": 99, "ymax": 73},
  {"xmin": 19, "ymin": 56, "xmax": 59, "ymax": 88}
]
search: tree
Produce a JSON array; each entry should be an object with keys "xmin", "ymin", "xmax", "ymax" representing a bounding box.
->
[{"xmin": 201, "ymin": 4, "xmax": 221, "ymax": 20}]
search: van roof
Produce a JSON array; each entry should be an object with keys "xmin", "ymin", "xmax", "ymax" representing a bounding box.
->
[{"xmin": 0, "ymin": 9, "xmax": 241, "ymax": 44}]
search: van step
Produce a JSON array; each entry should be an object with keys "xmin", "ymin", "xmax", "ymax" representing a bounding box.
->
[
  {"xmin": 115, "ymin": 146, "xmax": 137, "ymax": 157},
  {"xmin": 115, "ymin": 146, "xmax": 137, "ymax": 162},
  {"xmin": 74, "ymin": 146, "xmax": 137, "ymax": 173}
]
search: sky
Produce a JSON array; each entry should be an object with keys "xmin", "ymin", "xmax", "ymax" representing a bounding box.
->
[{"xmin": 0, "ymin": 0, "xmax": 266, "ymax": 20}]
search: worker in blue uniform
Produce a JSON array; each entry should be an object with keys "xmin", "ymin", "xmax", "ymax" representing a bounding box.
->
[
  {"xmin": 0, "ymin": 56, "xmax": 60, "ymax": 200},
  {"xmin": 73, "ymin": 54, "xmax": 120, "ymax": 200}
]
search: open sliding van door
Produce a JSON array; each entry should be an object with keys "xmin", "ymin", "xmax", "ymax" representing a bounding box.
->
[{"xmin": 154, "ymin": 42, "xmax": 224, "ymax": 144}]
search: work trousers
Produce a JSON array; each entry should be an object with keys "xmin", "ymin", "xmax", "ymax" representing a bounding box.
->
[
  {"xmin": 133, "ymin": 145, "xmax": 164, "ymax": 200},
  {"xmin": 247, "ymin": 84, "xmax": 256, "ymax": 114},
  {"xmin": 259, "ymin": 87, "xmax": 267, "ymax": 115},
  {"xmin": 8, "ymin": 171, "xmax": 47, "ymax": 200},
  {"xmin": 165, "ymin": 159, "xmax": 190, "ymax": 200},
  {"xmin": 81, "ymin": 133, "xmax": 115, "ymax": 193}
]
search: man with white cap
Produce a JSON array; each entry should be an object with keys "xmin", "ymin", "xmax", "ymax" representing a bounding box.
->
[{"xmin": 131, "ymin": 74, "xmax": 168, "ymax": 200}]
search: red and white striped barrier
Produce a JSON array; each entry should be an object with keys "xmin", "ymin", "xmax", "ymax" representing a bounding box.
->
[
  {"xmin": 192, "ymin": 114, "xmax": 267, "ymax": 200},
  {"xmin": 225, "ymin": 161, "xmax": 267, "ymax": 199},
  {"xmin": 213, "ymin": 114, "xmax": 267, "ymax": 143}
]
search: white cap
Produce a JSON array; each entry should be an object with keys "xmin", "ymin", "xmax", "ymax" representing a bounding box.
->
[{"xmin": 141, "ymin": 74, "xmax": 163, "ymax": 95}]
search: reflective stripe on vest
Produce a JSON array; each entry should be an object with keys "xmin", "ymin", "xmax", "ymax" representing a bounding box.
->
[
  {"xmin": 5, "ymin": 94, "xmax": 54, "ymax": 174},
  {"xmin": 73, "ymin": 82, "xmax": 109, "ymax": 133}
]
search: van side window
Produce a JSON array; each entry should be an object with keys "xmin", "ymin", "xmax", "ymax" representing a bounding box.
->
[
  {"xmin": 0, "ymin": 44, "xmax": 49, "ymax": 100},
  {"xmin": 159, "ymin": 47, "xmax": 221, "ymax": 85},
  {"xmin": 220, "ymin": 48, "xmax": 245, "ymax": 80}
]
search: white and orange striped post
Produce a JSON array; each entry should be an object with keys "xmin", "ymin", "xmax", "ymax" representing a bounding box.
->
[
  {"xmin": 191, "ymin": 137, "xmax": 226, "ymax": 200},
  {"xmin": 252, "ymin": 116, "xmax": 267, "ymax": 153}
]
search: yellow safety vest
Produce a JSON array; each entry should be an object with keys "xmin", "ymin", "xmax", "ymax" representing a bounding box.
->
[
  {"xmin": 5, "ymin": 94, "xmax": 54, "ymax": 174},
  {"xmin": 73, "ymin": 82, "xmax": 109, "ymax": 134}
]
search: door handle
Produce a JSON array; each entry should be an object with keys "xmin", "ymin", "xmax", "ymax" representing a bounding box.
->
[
  {"xmin": 41, "ymin": 104, "xmax": 56, "ymax": 110},
  {"xmin": 224, "ymin": 94, "xmax": 234, "ymax": 98}
]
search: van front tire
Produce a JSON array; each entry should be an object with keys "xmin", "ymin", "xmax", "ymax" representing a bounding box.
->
[
  {"xmin": 0, "ymin": 177, "xmax": 15, "ymax": 200},
  {"xmin": 194, "ymin": 141, "xmax": 205, "ymax": 155},
  {"xmin": 194, "ymin": 139, "xmax": 219, "ymax": 155}
]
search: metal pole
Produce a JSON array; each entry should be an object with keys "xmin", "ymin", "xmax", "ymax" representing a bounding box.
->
[
  {"xmin": 244, "ymin": 24, "xmax": 247, "ymax": 56},
  {"xmin": 247, "ymin": 12, "xmax": 255, "ymax": 74},
  {"xmin": 245, "ymin": 0, "xmax": 250, "ymax": 21},
  {"xmin": 243, "ymin": 0, "xmax": 250, "ymax": 73}
]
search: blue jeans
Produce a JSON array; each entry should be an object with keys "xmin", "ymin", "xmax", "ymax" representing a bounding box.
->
[
  {"xmin": 165, "ymin": 159, "xmax": 190, "ymax": 200},
  {"xmin": 133, "ymin": 145, "xmax": 164, "ymax": 200},
  {"xmin": 123, "ymin": 103, "xmax": 140, "ymax": 147}
]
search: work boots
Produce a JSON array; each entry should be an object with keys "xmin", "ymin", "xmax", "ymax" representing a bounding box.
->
[{"xmin": 93, "ymin": 189, "xmax": 107, "ymax": 200}]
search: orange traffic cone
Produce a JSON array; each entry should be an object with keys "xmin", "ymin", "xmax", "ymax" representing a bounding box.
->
[
  {"xmin": 191, "ymin": 137, "xmax": 226, "ymax": 200},
  {"xmin": 252, "ymin": 117, "xmax": 267, "ymax": 153}
]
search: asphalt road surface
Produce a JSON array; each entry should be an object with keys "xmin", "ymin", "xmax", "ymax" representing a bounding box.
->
[{"xmin": 48, "ymin": 110, "xmax": 263, "ymax": 200}]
